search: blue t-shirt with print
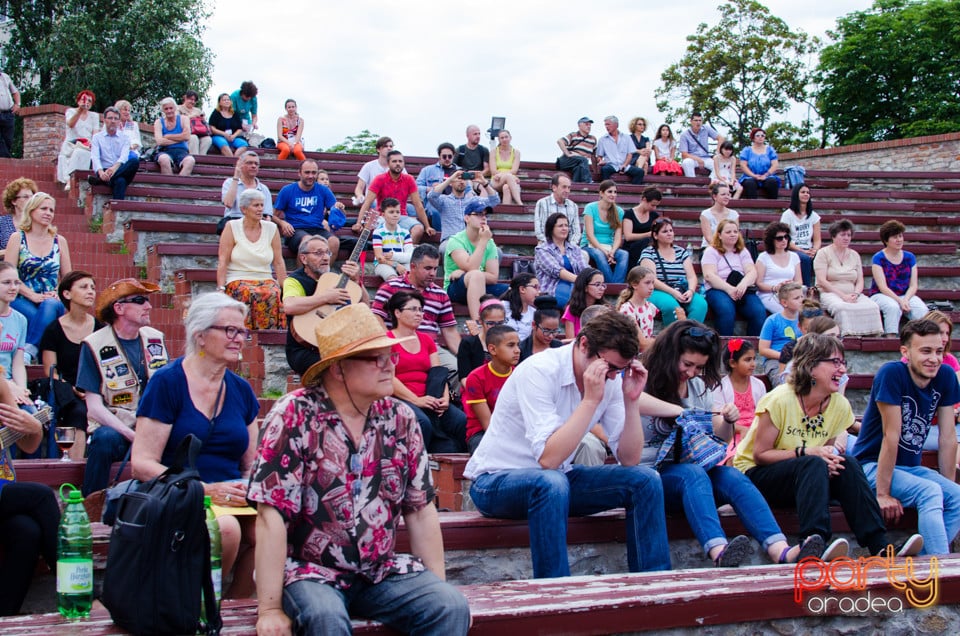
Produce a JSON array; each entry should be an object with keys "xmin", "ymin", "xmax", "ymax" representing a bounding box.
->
[
  {"xmin": 759, "ymin": 312, "xmax": 800, "ymax": 353},
  {"xmin": 274, "ymin": 182, "xmax": 338, "ymax": 230},
  {"xmin": 854, "ymin": 361, "xmax": 960, "ymax": 467},
  {"xmin": 0, "ymin": 309, "xmax": 26, "ymax": 379}
]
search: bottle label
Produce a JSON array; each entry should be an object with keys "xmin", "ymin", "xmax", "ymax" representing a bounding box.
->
[
  {"xmin": 57, "ymin": 559, "xmax": 93, "ymax": 594},
  {"xmin": 212, "ymin": 567, "xmax": 222, "ymax": 602}
]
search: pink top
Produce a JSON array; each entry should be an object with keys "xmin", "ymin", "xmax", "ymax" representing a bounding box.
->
[
  {"xmin": 389, "ymin": 331, "xmax": 436, "ymax": 397},
  {"xmin": 562, "ymin": 306, "xmax": 581, "ymax": 336}
]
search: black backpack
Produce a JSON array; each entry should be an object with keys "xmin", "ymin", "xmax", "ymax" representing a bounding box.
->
[{"xmin": 102, "ymin": 435, "xmax": 221, "ymax": 635}]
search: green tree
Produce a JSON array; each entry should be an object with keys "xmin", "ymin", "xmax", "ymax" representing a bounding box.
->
[
  {"xmin": 318, "ymin": 130, "xmax": 381, "ymax": 154},
  {"xmin": 2, "ymin": 0, "xmax": 213, "ymax": 121},
  {"xmin": 655, "ymin": 0, "xmax": 818, "ymax": 147},
  {"xmin": 817, "ymin": 0, "xmax": 960, "ymax": 145},
  {"xmin": 764, "ymin": 121, "xmax": 821, "ymax": 153}
]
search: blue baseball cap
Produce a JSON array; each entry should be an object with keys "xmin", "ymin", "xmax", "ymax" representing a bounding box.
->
[{"xmin": 464, "ymin": 199, "xmax": 494, "ymax": 216}]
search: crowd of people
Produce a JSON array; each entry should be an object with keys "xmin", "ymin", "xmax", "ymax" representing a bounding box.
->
[{"xmin": 0, "ymin": 86, "xmax": 957, "ymax": 635}]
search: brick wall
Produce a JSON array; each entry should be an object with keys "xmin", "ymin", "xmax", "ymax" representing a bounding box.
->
[
  {"xmin": 19, "ymin": 104, "xmax": 156, "ymax": 163},
  {"xmin": 779, "ymin": 132, "xmax": 960, "ymax": 171}
]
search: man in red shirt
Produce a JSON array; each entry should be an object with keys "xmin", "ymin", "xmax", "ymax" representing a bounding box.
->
[{"xmin": 357, "ymin": 150, "xmax": 434, "ymax": 243}]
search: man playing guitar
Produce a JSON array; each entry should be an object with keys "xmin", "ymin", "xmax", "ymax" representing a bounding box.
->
[{"xmin": 282, "ymin": 235, "xmax": 370, "ymax": 375}]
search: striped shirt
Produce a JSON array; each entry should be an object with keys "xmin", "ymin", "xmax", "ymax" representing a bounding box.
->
[
  {"xmin": 371, "ymin": 274, "xmax": 457, "ymax": 341},
  {"xmin": 561, "ymin": 131, "xmax": 597, "ymax": 158}
]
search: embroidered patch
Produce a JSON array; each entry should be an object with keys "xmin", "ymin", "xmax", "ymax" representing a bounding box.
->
[
  {"xmin": 99, "ymin": 345, "xmax": 120, "ymax": 365},
  {"xmin": 114, "ymin": 363, "xmax": 129, "ymax": 377},
  {"xmin": 111, "ymin": 392, "xmax": 133, "ymax": 406},
  {"xmin": 146, "ymin": 343, "xmax": 164, "ymax": 358}
]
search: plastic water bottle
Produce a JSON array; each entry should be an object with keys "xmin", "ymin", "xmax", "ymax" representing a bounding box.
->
[
  {"xmin": 203, "ymin": 496, "xmax": 222, "ymax": 621},
  {"xmin": 57, "ymin": 484, "xmax": 92, "ymax": 618}
]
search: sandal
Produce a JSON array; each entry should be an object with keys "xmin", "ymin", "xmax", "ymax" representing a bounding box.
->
[
  {"xmin": 714, "ymin": 534, "xmax": 753, "ymax": 568},
  {"xmin": 780, "ymin": 534, "xmax": 825, "ymax": 564}
]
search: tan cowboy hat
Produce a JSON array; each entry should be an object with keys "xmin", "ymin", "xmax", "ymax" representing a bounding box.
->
[
  {"xmin": 301, "ymin": 304, "xmax": 414, "ymax": 387},
  {"xmin": 96, "ymin": 278, "xmax": 161, "ymax": 322}
]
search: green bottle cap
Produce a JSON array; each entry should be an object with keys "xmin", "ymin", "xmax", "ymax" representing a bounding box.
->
[
  {"xmin": 59, "ymin": 483, "xmax": 83, "ymax": 504},
  {"xmin": 204, "ymin": 495, "xmax": 212, "ymax": 507}
]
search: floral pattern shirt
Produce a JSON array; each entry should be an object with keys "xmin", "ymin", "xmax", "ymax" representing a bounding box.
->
[
  {"xmin": 618, "ymin": 299, "xmax": 658, "ymax": 339},
  {"xmin": 247, "ymin": 385, "xmax": 434, "ymax": 590}
]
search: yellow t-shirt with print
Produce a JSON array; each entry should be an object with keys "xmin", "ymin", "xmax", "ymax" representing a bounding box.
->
[{"xmin": 733, "ymin": 383, "xmax": 854, "ymax": 472}]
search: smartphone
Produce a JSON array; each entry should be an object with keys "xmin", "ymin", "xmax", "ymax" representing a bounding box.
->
[{"xmin": 462, "ymin": 171, "xmax": 474, "ymax": 180}]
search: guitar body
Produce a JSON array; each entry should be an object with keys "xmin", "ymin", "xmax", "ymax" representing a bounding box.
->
[
  {"xmin": 291, "ymin": 273, "xmax": 364, "ymax": 347},
  {"xmin": 291, "ymin": 209, "xmax": 380, "ymax": 347}
]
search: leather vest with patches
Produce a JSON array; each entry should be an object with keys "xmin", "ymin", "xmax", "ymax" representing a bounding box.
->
[{"xmin": 84, "ymin": 326, "xmax": 168, "ymax": 425}]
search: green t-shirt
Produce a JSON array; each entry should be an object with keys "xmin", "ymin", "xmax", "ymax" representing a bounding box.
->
[{"xmin": 443, "ymin": 231, "xmax": 499, "ymax": 289}]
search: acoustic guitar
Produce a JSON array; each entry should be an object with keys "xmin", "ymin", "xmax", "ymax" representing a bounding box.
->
[
  {"xmin": 292, "ymin": 210, "xmax": 380, "ymax": 347},
  {"xmin": 0, "ymin": 406, "xmax": 53, "ymax": 487}
]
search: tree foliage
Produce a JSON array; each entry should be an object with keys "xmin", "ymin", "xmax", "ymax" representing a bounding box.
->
[
  {"xmin": 655, "ymin": 0, "xmax": 818, "ymax": 147},
  {"xmin": 319, "ymin": 130, "xmax": 382, "ymax": 155},
  {"xmin": 2, "ymin": 0, "xmax": 214, "ymax": 121},
  {"xmin": 817, "ymin": 0, "xmax": 960, "ymax": 146},
  {"xmin": 764, "ymin": 121, "xmax": 821, "ymax": 153}
]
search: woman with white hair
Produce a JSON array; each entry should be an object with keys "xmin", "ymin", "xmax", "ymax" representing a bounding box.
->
[
  {"xmin": 216, "ymin": 189, "xmax": 286, "ymax": 330},
  {"xmin": 153, "ymin": 97, "xmax": 195, "ymax": 176},
  {"xmin": 132, "ymin": 292, "xmax": 260, "ymax": 598}
]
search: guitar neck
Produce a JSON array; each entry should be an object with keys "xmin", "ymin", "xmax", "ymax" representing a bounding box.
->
[
  {"xmin": 0, "ymin": 426, "xmax": 22, "ymax": 450},
  {"xmin": 334, "ymin": 226, "xmax": 374, "ymax": 289}
]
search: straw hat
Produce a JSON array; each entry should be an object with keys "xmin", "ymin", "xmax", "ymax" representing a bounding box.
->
[
  {"xmin": 301, "ymin": 304, "xmax": 414, "ymax": 387},
  {"xmin": 96, "ymin": 278, "xmax": 160, "ymax": 322}
]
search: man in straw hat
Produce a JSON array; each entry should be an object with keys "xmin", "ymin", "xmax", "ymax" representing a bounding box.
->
[
  {"xmin": 78, "ymin": 278, "xmax": 168, "ymax": 495},
  {"xmin": 248, "ymin": 303, "xmax": 470, "ymax": 635}
]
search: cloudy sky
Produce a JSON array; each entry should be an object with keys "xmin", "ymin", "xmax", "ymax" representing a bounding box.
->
[{"xmin": 202, "ymin": 0, "xmax": 874, "ymax": 161}]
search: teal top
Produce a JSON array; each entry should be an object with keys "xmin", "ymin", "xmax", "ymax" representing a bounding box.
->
[{"xmin": 581, "ymin": 202, "xmax": 624, "ymax": 248}]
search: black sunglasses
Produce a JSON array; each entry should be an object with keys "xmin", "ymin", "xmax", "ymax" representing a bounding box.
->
[{"xmin": 116, "ymin": 295, "xmax": 149, "ymax": 305}]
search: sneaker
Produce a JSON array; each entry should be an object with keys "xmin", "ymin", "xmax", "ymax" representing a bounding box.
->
[
  {"xmin": 797, "ymin": 534, "xmax": 826, "ymax": 561},
  {"xmin": 822, "ymin": 538, "xmax": 849, "ymax": 561},
  {"xmin": 894, "ymin": 534, "xmax": 924, "ymax": 557},
  {"xmin": 714, "ymin": 534, "xmax": 754, "ymax": 567}
]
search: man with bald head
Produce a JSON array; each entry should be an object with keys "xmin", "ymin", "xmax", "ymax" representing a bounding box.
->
[{"xmin": 456, "ymin": 125, "xmax": 490, "ymax": 175}]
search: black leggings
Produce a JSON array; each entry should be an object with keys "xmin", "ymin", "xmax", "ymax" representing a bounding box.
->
[{"xmin": 0, "ymin": 482, "xmax": 60, "ymax": 616}]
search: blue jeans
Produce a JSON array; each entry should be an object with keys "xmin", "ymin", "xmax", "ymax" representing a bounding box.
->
[
  {"xmin": 283, "ymin": 570, "xmax": 470, "ymax": 636},
  {"xmin": 660, "ymin": 463, "xmax": 785, "ymax": 556},
  {"xmin": 583, "ymin": 246, "xmax": 629, "ymax": 283},
  {"xmin": 649, "ymin": 289, "xmax": 708, "ymax": 324},
  {"xmin": 470, "ymin": 464, "xmax": 671, "ymax": 578},
  {"xmin": 554, "ymin": 280, "xmax": 573, "ymax": 309},
  {"xmin": 446, "ymin": 277, "xmax": 509, "ymax": 305},
  {"xmin": 106, "ymin": 157, "xmax": 140, "ymax": 200},
  {"xmin": 797, "ymin": 252, "xmax": 814, "ymax": 287},
  {"xmin": 861, "ymin": 462, "xmax": 960, "ymax": 555},
  {"xmin": 704, "ymin": 288, "xmax": 767, "ymax": 336},
  {"xmin": 11, "ymin": 296, "xmax": 64, "ymax": 352},
  {"xmin": 81, "ymin": 426, "xmax": 130, "ymax": 496},
  {"xmin": 211, "ymin": 135, "xmax": 249, "ymax": 151},
  {"xmin": 600, "ymin": 164, "xmax": 645, "ymax": 185}
]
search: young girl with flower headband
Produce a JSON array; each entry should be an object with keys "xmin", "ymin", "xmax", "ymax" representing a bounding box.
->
[{"xmin": 713, "ymin": 338, "xmax": 767, "ymax": 446}]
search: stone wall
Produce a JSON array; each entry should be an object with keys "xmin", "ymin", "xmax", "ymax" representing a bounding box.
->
[
  {"xmin": 19, "ymin": 104, "xmax": 156, "ymax": 163},
  {"xmin": 780, "ymin": 132, "xmax": 960, "ymax": 172}
]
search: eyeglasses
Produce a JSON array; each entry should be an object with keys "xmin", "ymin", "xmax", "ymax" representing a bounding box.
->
[
  {"xmin": 819, "ymin": 357, "xmax": 847, "ymax": 369},
  {"xmin": 598, "ymin": 353, "xmax": 632, "ymax": 373},
  {"xmin": 683, "ymin": 325, "xmax": 717, "ymax": 343},
  {"xmin": 14, "ymin": 193, "xmax": 33, "ymax": 200},
  {"xmin": 400, "ymin": 306, "xmax": 424, "ymax": 314},
  {"xmin": 116, "ymin": 295, "xmax": 150, "ymax": 305},
  {"xmin": 351, "ymin": 352, "xmax": 400, "ymax": 368},
  {"xmin": 774, "ymin": 235, "xmax": 790, "ymax": 241},
  {"xmin": 467, "ymin": 211, "xmax": 488, "ymax": 217},
  {"xmin": 523, "ymin": 283, "xmax": 541, "ymax": 290},
  {"xmin": 303, "ymin": 250, "xmax": 332, "ymax": 257},
  {"xmin": 440, "ymin": 154, "xmax": 454, "ymax": 159},
  {"xmin": 588, "ymin": 282, "xmax": 607, "ymax": 289},
  {"xmin": 537, "ymin": 325, "xmax": 565, "ymax": 336},
  {"xmin": 483, "ymin": 319, "xmax": 506, "ymax": 328},
  {"xmin": 209, "ymin": 325, "xmax": 251, "ymax": 340}
]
